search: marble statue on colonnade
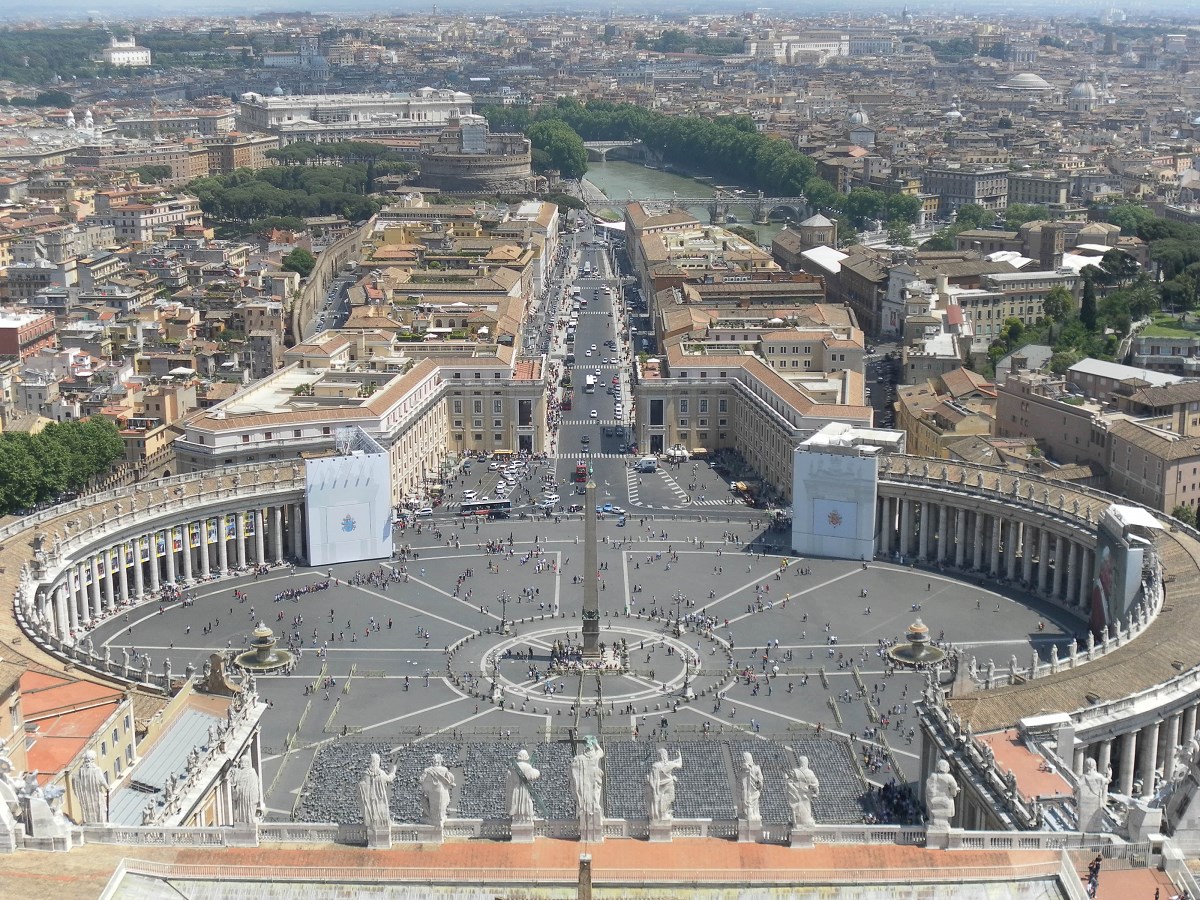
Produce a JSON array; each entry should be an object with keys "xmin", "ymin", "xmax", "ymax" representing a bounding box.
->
[
  {"xmin": 420, "ymin": 754, "xmax": 455, "ymax": 828},
  {"xmin": 358, "ymin": 752, "xmax": 396, "ymax": 831},
  {"xmin": 71, "ymin": 751, "xmax": 109, "ymax": 825},
  {"xmin": 571, "ymin": 736, "xmax": 604, "ymax": 841},
  {"xmin": 507, "ymin": 748, "xmax": 541, "ymax": 826},
  {"xmin": 230, "ymin": 755, "xmax": 263, "ymax": 825},
  {"xmin": 925, "ymin": 759, "xmax": 959, "ymax": 828},
  {"xmin": 737, "ymin": 751, "xmax": 763, "ymax": 824},
  {"xmin": 1076, "ymin": 757, "xmax": 1110, "ymax": 833},
  {"xmin": 787, "ymin": 756, "xmax": 820, "ymax": 827}
]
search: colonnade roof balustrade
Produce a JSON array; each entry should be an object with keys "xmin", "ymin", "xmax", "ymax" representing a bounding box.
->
[
  {"xmin": 878, "ymin": 455, "xmax": 1200, "ymax": 733},
  {"xmin": 0, "ymin": 463, "xmax": 306, "ymax": 692}
]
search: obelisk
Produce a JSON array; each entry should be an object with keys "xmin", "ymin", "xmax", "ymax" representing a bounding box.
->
[{"xmin": 582, "ymin": 480, "xmax": 600, "ymax": 658}]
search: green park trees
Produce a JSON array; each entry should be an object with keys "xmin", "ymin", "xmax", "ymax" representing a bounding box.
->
[
  {"xmin": 0, "ymin": 417, "xmax": 125, "ymax": 515},
  {"xmin": 282, "ymin": 248, "xmax": 316, "ymax": 278},
  {"xmin": 528, "ymin": 120, "xmax": 588, "ymax": 179}
]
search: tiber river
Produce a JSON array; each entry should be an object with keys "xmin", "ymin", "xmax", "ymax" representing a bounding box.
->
[{"xmin": 581, "ymin": 159, "xmax": 793, "ymax": 246}]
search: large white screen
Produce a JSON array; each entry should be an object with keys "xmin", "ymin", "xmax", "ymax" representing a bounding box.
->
[
  {"xmin": 792, "ymin": 447, "xmax": 878, "ymax": 560},
  {"xmin": 306, "ymin": 451, "xmax": 393, "ymax": 566}
]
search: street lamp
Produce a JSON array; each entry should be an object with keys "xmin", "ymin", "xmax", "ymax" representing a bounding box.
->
[
  {"xmin": 681, "ymin": 652, "xmax": 695, "ymax": 701},
  {"xmin": 498, "ymin": 591, "xmax": 511, "ymax": 634}
]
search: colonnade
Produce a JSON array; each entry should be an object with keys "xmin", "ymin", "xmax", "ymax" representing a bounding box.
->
[
  {"xmin": 34, "ymin": 503, "xmax": 307, "ymax": 642},
  {"xmin": 1076, "ymin": 703, "xmax": 1200, "ymax": 800},
  {"xmin": 876, "ymin": 493, "xmax": 1093, "ymax": 612}
]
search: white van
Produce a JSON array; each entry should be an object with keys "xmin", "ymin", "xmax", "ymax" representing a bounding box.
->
[{"xmin": 636, "ymin": 456, "xmax": 657, "ymax": 473}]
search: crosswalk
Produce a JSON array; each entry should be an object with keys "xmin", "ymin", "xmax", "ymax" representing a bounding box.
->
[
  {"xmin": 625, "ymin": 467, "xmax": 732, "ymax": 508},
  {"xmin": 562, "ymin": 418, "xmax": 626, "ymax": 426}
]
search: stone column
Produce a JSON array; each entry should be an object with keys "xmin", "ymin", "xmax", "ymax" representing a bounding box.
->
[
  {"xmin": 972, "ymin": 511, "xmax": 985, "ymax": 570},
  {"xmin": 54, "ymin": 585, "xmax": 70, "ymax": 641},
  {"xmin": 61, "ymin": 583, "xmax": 77, "ymax": 638},
  {"xmin": 1163, "ymin": 714, "xmax": 1183, "ymax": 782},
  {"xmin": 118, "ymin": 545, "xmax": 130, "ymax": 604},
  {"xmin": 199, "ymin": 524, "xmax": 211, "ymax": 579},
  {"xmin": 1118, "ymin": 730, "xmax": 1137, "ymax": 796},
  {"xmin": 272, "ymin": 507, "xmax": 284, "ymax": 564},
  {"xmin": 254, "ymin": 509, "xmax": 266, "ymax": 565},
  {"xmin": 1140, "ymin": 722, "xmax": 1160, "ymax": 798},
  {"xmin": 954, "ymin": 506, "xmax": 967, "ymax": 568},
  {"xmin": 900, "ymin": 498, "xmax": 914, "ymax": 559},
  {"xmin": 1098, "ymin": 739, "xmax": 1113, "ymax": 778},
  {"xmin": 1184, "ymin": 705, "xmax": 1199, "ymax": 745},
  {"xmin": 236, "ymin": 512, "xmax": 247, "ymax": 570},
  {"xmin": 918, "ymin": 501, "xmax": 931, "ymax": 561},
  {"xmin": 164, "ymin": 529, "xmax": 177, "ymax": 585},
  {"xmin": 989, "ymin": 515, "xmax": 1002, "ymax": 575},
  {"xmin": 133, "ymin": 542, "xmax": 145, "ymax": 599},
  {"xmin": 70, "ymin": 569, "xmax": 85, "ymax": 630},
  {"xmin": 149, "ymin": 536, "xmax": 161, "ymax": 592},
  {"xmin": 1068, "ymin": 542, "xmax": 1082, "ymax": 607},
  {"xmin": 1037, "ymin": 529, "xmax": 1051, "ymax": 595},
  {"xmin": 103, "ymin": 551, "xmax": 115, "ymax": 612},
  {"xmin": 937, "ymin": 503, "xmax": 948, "ymax": 563},
  {"xmin": 89, "ymin": 556, "xmax": 102, "ymax": 622},
  {"xmin": 1003, "ymin": 520, "xmax": 1022, "ymax": 585},
  {"xmin": 1052, "ymin": 535, "xmax": 1066, "ymax": 601},
  {"xmin": 218, "ymin": 517, "xmax": 230, "ymax": 574},
  {"xmin": 1077, "ymin": 548, "xmax": 1092, "ymax": 608},
  {"xmin": 1022, "ymin": 525, "xmax": 1035, "ymax": 585},
  {"xmin": 181, "ymin": 527, "xmax": 194, "ymax": 583}
]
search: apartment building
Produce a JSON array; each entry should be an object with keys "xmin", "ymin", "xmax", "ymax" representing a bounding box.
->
[{"xmin": 923, "ymin": 164, "xmax": 1010, "ymax": 215}]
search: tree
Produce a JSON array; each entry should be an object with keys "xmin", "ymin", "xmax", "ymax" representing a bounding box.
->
[
  {"xmin": 133, "ymin": 164, "xmax": 173, "ymax": 184},
  {"xmin": 1173, "ymin": 504, "xmax": 1197, "ymax": 527},
  {"xmin": 528, "ymin": 120, "xmax": 588, "ymax": 180},
  {"xmin": 886, "ymin": 219, "xmax": 913, "ymax": 246},
  {"xmin": 954, "ymin": 204, "xmax": 990, "ymax": 230},
  {"xmin": 1106, "ymin": 203, "xmax": 1157, "ymax": 237},
  {"xmin": 282, "ymin": 248, "xmax": 316, "ymax": 278},
  {"xmin": 1097, "ymin": 248, "xmax": 1140, "ymax": 285},
  {"xmin": 1080, "ymin": 270, "xmax": 1098, "ymax": 332},
  {"xmin": 1042, "ymin": 285, "xmax": 1073, "ymax": 334},
  {"xmin": 920, "ymin": 229, "xmax": 957, "ymax": 251}
]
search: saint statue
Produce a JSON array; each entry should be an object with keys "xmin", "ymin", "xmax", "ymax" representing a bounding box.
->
[
  {"xmin": 786, "ymin": 756, "xmax": 820, "ymax": 827},
  {"xmin": 737, "ymin": 751, "xmax": 764, "ymax": 823},
  {"xmin": 570, "ymin": 735, "xmax": 605, "ymax": 839},
  {"xmin": 230, "ymin": 756, "xmax": 262, "ymax": 825},
  {"xmin": 925, "ymin": 759, "xmax": 959, "ymax": 828},
  {"xmin": 71, "ymin": 751, "xmax": 109, "ymax": 824},
  {"xmin": 1076, "ymin": 757, "xmax": 1109, "ymax": 833},
  {"xmin": 419, "ymin": 753, "xmax": 455, "ymax": 827},
  {"xmin": 358, "ymin": 752, "xmax": 396, "ymax": 830},
  {"xmin": 506, "ymin": 748, "xmax": 540, "ymax": 825},
  {"xmin": 645, "ymin": 748, "xmax": 683, "ymax": 824}
]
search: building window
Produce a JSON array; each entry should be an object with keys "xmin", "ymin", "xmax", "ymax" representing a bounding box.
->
[
  {"xmin": 679, "ymin": 418, "xmax": 689, "ymax": 427},
  {"xmin": 453, "ymin": 399, "xmax": 462, "ymax": 415},
  {"xmin": 493, "ymin": 399, "xmax": 502, "ymax": 414},
  {"xmin": 454, "ymin": 420, "xmax": 463, "ymax": 428},
  {"xmin": 322, "ymin": 427, "xmax": 331, "ymax": 435},
  {"xmin": 699, "ymin": 398, "xmax": 708, "ymax": 413},
  {"xmin": 474, "ymin": 433, "xmax": 482, "ymax": 441},
  {"xmin": 495, "ymin": 433, "xmax": 503, "ymax": 443},
  {"xmin": 473, "ymin": 400, "xmax": 483, "ymax": 415},
  {"xmin": 242, "ymin": 435, "xmax": 250, "ymax": 443},
  {"xmin": 293, "ymin": 429, "xmax": 301, "ymax": 438},
  {"xmin": 474, "ymin": 419, "xmax": 483, "ymax": 428},
  {"xmin": 680, "ymin": 399, "xmax": 689, "ymax": 413},
  {"xmin": 719, "ymin": 399, "xmax": 727, "ymax": 412},
  {"xmin": 493, "ymin": 419, "xmax": 502, "ymax": 428}
]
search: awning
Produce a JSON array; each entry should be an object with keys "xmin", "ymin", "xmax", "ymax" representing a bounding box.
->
[{"xmin": 690, "ymin": 448, "xmax": 708, "ymax": 457}]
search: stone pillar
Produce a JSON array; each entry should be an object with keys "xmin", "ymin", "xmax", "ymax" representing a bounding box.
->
[
  {"xmin": 103, "ymin": 551, "xmax": 115, "ymax": 613},
  {"xmin": 1022, "ymin": 525, "xmax": 1035, "ymax": 585},
  {"xmin": 1067, "ymin": 542, "xmax": 1080, "ymax": 607},
  {"xmin": 1005, "ymin": 521, "xmax": 1019, "ymax": 581},
  {"xmin": 54, "ymin": 585, "xmax": 71, "ymax": 641},
  {"xmin": 1140, "ymin": 722, "xmax": 1160, "ymax": 798},
  {"xmin": 199, "ymin": 525, "xmax": 211, "ymax": 578},
  {"xmin": 1052, "ymin": 535, "xmax": 1066, "ymax": 601},
  {"xmin": 236, "ymin": 512, "xmax": 247, "ymax": 570},
  {"xmin": 1118, "ymin": 730, "xmax": 1137, "ymax": 796},
  {"xmin": 65, "ymin": 579, "xmax": 79, "ymax": 635},
  {"xmin": 918, "ymin": 501, "xmax": 931, "ymax": 561},
  {"xmin": 1098, "ymin": 739, "xmax": 1113, "ymax": 778},
  {"xmin": 254, "ymin": 509, "xmax": 266, "ymax": 566},
  {"xmin": 1185, "ymin": 705, "xmax": 1199, "ymax": 746},
  {"xmin": 89, "ymin": 556, "xmax": 102, "ymax": 622},
  {"xmin": 118, "ymin": 545, "xmax": 130, "ymax": 604},
  {"xmin": 899, "ymin": 498, "xmax": 913, "ymax": 559},
  {"xmin": 181, "ymin": 527, "xmax": 194, "ymax": 583},
  {"xmin": 149, "ymin": 536, "xmax": 161, "ymax": 592},
  {"xmin": 1037, "ymin": 530, "xmax": 1051, "ymax": 595},
  {"xmin": 989, "ymin": 515, "xmax": 1002, "ymax": 575},
  {"xmin": 1074, "ymin": 746, "xmax": 1086, "ymax": 775},
  {"xmin": 972, "ymin": 511, "xmax": 985, "ymax": 570},
  {"xmin": 1163, "ymin": 714, "xmax": 1182, "ymax": 783},
  {"xmin": 218, "ymin": 517, "xmax": 230, "ymax": 574},
  {"xmin": 69, "ymin": 570, "xmax": 84, "ymax": 631},
  {"xmin": 937, "ymin": 503, "xmax": 948, "ymax": 563},
  {"xmin": 164, "ymin": 529, "xmax": 177, "ymax": 585},
  {"xmin": 1078, "ymin": 548, "xmax": 1092, "ymax": 608},
  {"xmin": 133, "ymin": 543, "xmax": 145, "ymax": 599},
  {"xmin": 273, "ymin": 506, "xmax": 284, "ymax": 564},
  {"xmin": 954, "ymin": 506, "xmax": 967, "ymax": 568}
]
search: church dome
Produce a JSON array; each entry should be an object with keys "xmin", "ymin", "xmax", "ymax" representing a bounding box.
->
[
  {"xmin": 847, "ymin": 106, "xmax": 869, "ymax": 127},
  {"xmin": 1005, "ymin": 72, "xmax": 1054, "ymax": 91},
  {"xmin": 1070, "ymin": 80, "xmax": 1098, "ymax": 100}
]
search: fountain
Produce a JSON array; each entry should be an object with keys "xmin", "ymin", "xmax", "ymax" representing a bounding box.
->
[
  {"xmin": 886, "ymin": 618, "xmax": 947, "ymax": 669},
  {"xmin": 233, "ymin": 621, "xmax": 294, "ymax": 673}
]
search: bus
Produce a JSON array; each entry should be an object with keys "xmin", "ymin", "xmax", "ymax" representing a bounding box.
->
[
  {"xmin": 584, "ymin": 375, "xmax": 596, "ymax": 393},
  {"xmin": 459, "ymin": 498, "xmax": 513, "ymax": 517},
  {"xmin": 572, "ymin": 462, "xmax": 589, "ymax": 484}
]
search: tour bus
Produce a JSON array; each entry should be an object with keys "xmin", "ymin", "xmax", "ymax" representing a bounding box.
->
[
  {"xmin": 571, "ymin": 286, "xmax": 581, "ymax": 297},
  {"xmin": 584, "ymin": 374, "xmax": 596, "ymax": 393},
  {"xmin": 573, "ymin": 462, "xmax": 589, "ymax": 484},
  {"xmin": 459, "ymin": 498, "xmax": 513, "ymax": 517},
  {"xmin": 583, "ymin": 262, "xmax": 592, "ymax": 275}
]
